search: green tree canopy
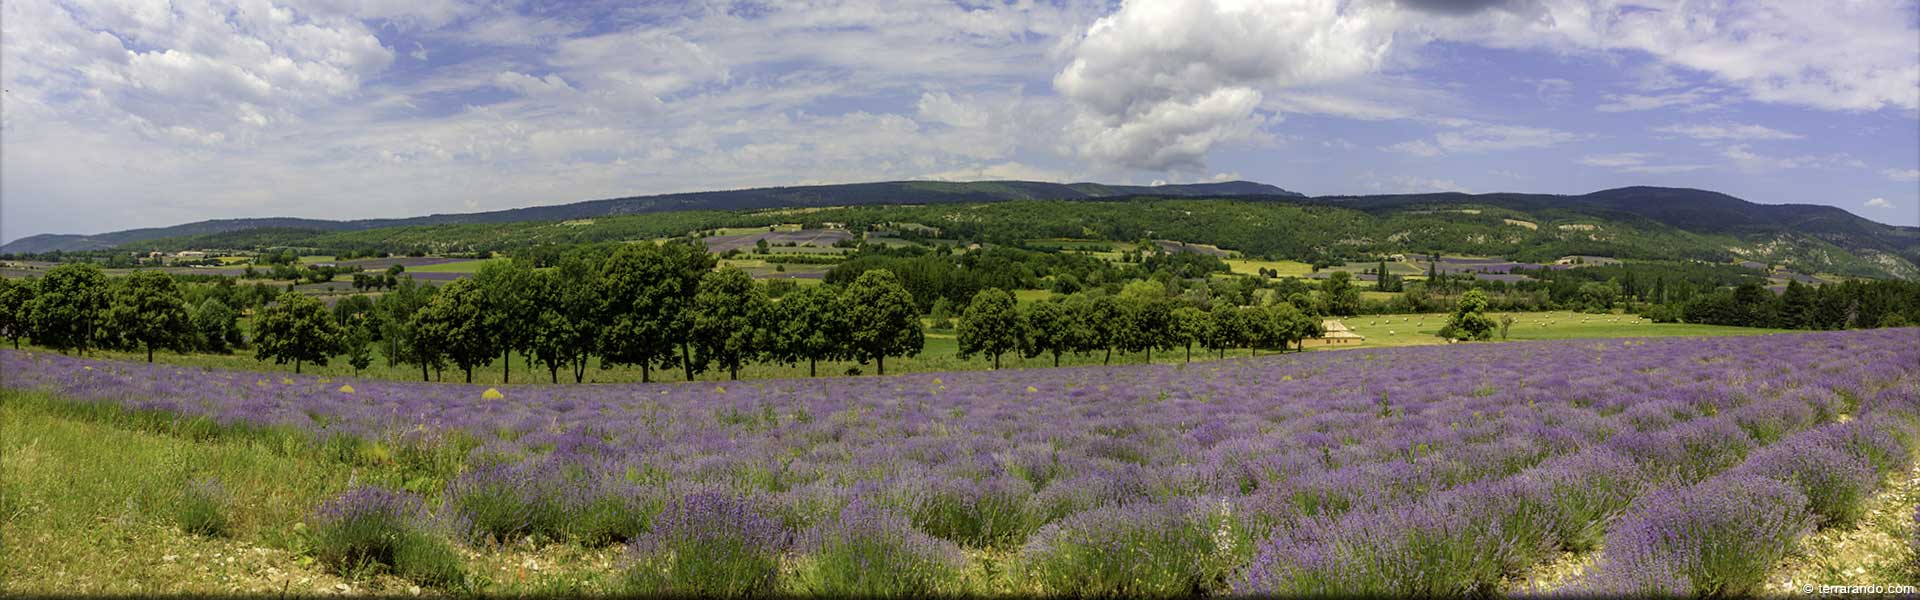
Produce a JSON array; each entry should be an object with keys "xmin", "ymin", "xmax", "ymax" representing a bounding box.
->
[
  {"xmin": 253, "ymin": 293, "xmax": 344, "ymax": 374},
  {"xmin": 1018, "ymin": 298, "xmax": 1074, "ymax": 367},
  {"xmin": 109, "ymin": 270, "xmax": 194, "ymax": 362},
  {"xmin": 0, "ymin": 277, "xmax": 35, "ymax": 349},
  {"xmin": 841, "ymin": 268, "xmax": 923, "ymax": 375},
  {"xmin": 1441, "ymin": 288, "xmax": 1498, "ymax": 341},
  {"xmin": 1203, "ymin": 302, "xmax": 1246, "ymax": 359},
  {"xmin": 598, "ymin": 243, "xmax": 684, "ymax": 382},
  {"xmin": 1116, "ymin": 280, "xmax": 1173, "ymax": 363},
  {"xmin": 957, "ymin": 288, "xmax": 1020, "ymax": 369},
  {"xmin": 30, "ymin": 263, "xmax": 110, "ymax": 354},
  {"xmin": 413, "ymin": 278, "xmax": 495, "ymax": 383},
  {"xmin": 192, "ymin": 298, "xmax": 241, "ymax": 353},
  {"xmin": 1170, "ymin": 305, "xmax": 1209, "ymax": 363},
  {"xmin": 769, "ymin": 284, "xmax": 847, "ymax": 377},
  {"xmin": 475, "ymin": 258, "xmax": 538, "ymax": 383},
  {"xmin": 691, "ymin": 266, "xmax": 770, "ymax": 380},
  {"xmin": 528, "ymin": 255, "xmax": 602, "ymax": 383},
  {"xmin": 1320, "ymin": 270, "xmax": 1362, "ymax": 316}
]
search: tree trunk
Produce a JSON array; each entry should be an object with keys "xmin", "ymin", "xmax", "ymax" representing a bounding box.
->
[
  {"xmin": 421, "ymin": 362, "xmax": 429, "ymax": 382},
  {"xmin": 502, "ymin": 349, "xmax": 511, "ymax": 384},
  {"xmin": 1103, "ymin": 347, "xmax": 1112, "ymax": 365},
  {"xmin": 680, "ymin": 341, "xmax": 695, "ymax": 381},
  {"xmin": 1052, "ymin": 351, "xmax": 1060, "ymax": 368},
  {"xmin": 729, "ymin": 364, "xmax": 739, "ymax": 380},
  {"xmin": 809, "ymin": 358, "xmax": 817, "ymax": 378},
  {"xmin": 992, "ymin": 353, "xmax": 1000, "ymax": 370},
  {"xmin": 1185, "ymin": 343, "xmax": 1192, "ymax": 363},
  {"xmin": 464, "ymin": 367, "xmax": 472, "ymax": 383},
  {"xmin": 1144, "ymin": 347, "xmax": 1151, "ymax": 364},
  {"xmin": 295, "ymin": 358, "xmax": 303, "ymax": 374},
  {"xmin": 147, "ymin": 344, "xmax": 154, "ymax": 363},
  {"xmin": 876, "ymin": 355, "xmax": 885, "ymax": 376},
  {"xmin": 548, "ymin": 365, "xmax": 559, "ymax": 384},
  {"xmin": 641, "ymin": 362, "xmax": 651, "ymax": 383}
]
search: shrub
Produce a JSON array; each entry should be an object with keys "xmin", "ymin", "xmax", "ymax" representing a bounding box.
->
[
  {"xmin": 444, "ymin": 461, "xmax": 567, "ymax": 544},
  {"xmin": 624, "ymin": 491, "xmax": 791, "ymax": 596},
  {"xmin": 1818, "ymin": 418, "xmax": 1913, "ymax": 477},
  {"xmin": 175, "ymin": 476, "xmax": 231, "ymax": 537},
  {"xmin": 1736, "ymin": 440, "xmax": 1877, "ymax": 527},
  {"xmin": 1608, "ymin": 418, "xmax": 1754, "ymax": 484},
  {"xmin": 309, "ymin": 486, "xmax": 466, "ymax": 589},
  {"xmin": 1019, "ymin": 497, "xmax": 1247, "ymax": 597},
  {"xmin": 1533, "ymin": 449, "xmax": 1642, "ymax": 552},
  {"xmin": 1580, "ymin": 474, "xmax": 1812, "ymax": 597},
  {"xmin": 895, "ymin": 474, "xmax": 1035, "ymax": 548},
  {"xmin": 791, "ymin": 500, "xmax": 966, "ymax": 596},
  {"xmin": 568, "ymin": 480, "xmax": 661, "ymax": 547},
  {"xmin": 1240, "ymin": 478, "xmax": 1556, "ymax": 596}
]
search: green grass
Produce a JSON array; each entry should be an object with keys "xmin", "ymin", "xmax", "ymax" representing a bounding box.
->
[
  {"xmin": 1336, "ymin": 311, "xmax": 1793, "ymax": 348},
  {"xmin": 0, "ymin": 390, "xmax": 629, "ymax": 595},
  {"xmin": 1223, "ymin": 258, "xmax": 1315, "ymax": 277},
  {"xmin": 407, "ymin": 259, "xmax": 499, "ymax": 273},
  {"xmin": 297, "ymin": 256, "xmax": 337, "ymax": 265},
  {"xmin": 1012, "ymin": 289, "xmax": 1056, "ymax": 304}
]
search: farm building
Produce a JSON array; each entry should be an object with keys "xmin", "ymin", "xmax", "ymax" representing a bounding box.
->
[{"xmin": 1304, "ymin": 319, "xmax": 1365, "ymax": 348}]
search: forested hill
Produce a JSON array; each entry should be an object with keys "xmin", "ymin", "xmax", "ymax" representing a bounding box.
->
[
  {"xmin": 0, "ymin": 180, "xmax": 1297, "ymax": 253},
  {"xmin": 1304, "ymin": 187, "xmax": 1920, "ymax": 278}
]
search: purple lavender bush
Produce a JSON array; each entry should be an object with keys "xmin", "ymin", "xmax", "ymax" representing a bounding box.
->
[
  {"xmin": 309, "ymin": 485, "xmax": 466, "ymax": 589},
  {"xmin": 1239, "ymin": 477, "xmax": 1556, "ymax": 596},
  {"xmin": 3, "ymin": 328, "xmax": 1916, "ymax": 595},
  {"xmin": 1736, "ymin": 438, "xmax": 1878, "ymax": 527},
  {"xmin": 1579, "ymin": 474, "xmax": 1812, "ymax": 597},
  {"xmin": 623, "ymin": 491, "xmax": 791, "ymax": 596},
  {"xmin": 790, "ymin": 499, "xmax": 967, "ymax": 596},
  {"xmin": 1017, "ymin": 496, "xmax": 1248, "ymax": 596}
]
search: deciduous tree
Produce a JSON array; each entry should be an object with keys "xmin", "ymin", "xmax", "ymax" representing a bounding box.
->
[
  {"xmin": 30, "ymin": 263, "xmax": 110, "ymax": 354},
  {"xmin": 1171, "ymin": 305, "xmax": 1209, "ymax": 363},
  {"xmin": 475, "ymin": 259, "xmax": 537, "ymax": 383},
  {"xmin": 0, "ymin": 277, "xmax": 35, "ymax": 349},
  {"xmin": 109, "ymin": 270, "xmax": 194, "ymax": 362},
  {"xmin": 957, "ymin": 288, "xmax": 1020, "ymax": 369},
  {"xmin": 413, "ymin": 278, "xmax": 495, "ymax": 383},
  {"xmin": 253, "ymin": 293, "xmax": 343, "ymax": 374},
  {"xmin": 691, "ymin": 266, "xmax": 769, "ymax": 380},
  {"xmin": 770, "ymin": 284, "xmax": 846, "ymax": 377},
  {"xmin": 842, "ymin": 269, "xmax": 922, "ymax": 376},
  {"xmin": 1441, "ymin": 289, "xmax": 1498, "ymax": 341},
  {"xmin": 1019, "ymin": 298, "xmax": 1073, "ymax": 367}
]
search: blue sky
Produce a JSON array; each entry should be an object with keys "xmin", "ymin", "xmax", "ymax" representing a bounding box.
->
[{"xmin": 3, "ymin": 0, "xmax": 1917, "ymax": 243}]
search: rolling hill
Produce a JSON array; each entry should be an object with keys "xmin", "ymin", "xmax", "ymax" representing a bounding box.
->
[
  {"xmin": 0, "ymin": 180, "xmax": 1297, "ymax": 254},
  {"xmin": 6, "ymin": 180, "xmax": 1917, "ymax": 279}
]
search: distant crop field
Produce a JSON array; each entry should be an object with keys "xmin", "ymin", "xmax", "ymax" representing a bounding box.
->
[
  {"xmin": 1338, "ymin": 310, "xmax": 1792, "ymax": 348},
  {"xmin": 4, "ymin": 329, "xmax": 1916, "ymax": 596},
  {"xmin": 405, "ymin": 259, "xmax": 497, "ymax": 273},
  {"xmin": 1224, "ymin": 258, "xmax": 1314, "ymax": 277}
]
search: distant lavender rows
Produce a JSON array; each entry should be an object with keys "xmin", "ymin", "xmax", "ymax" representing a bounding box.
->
[{"xmin": 4, "ymin": 329, "xmax": 1917, "ymax": 594}]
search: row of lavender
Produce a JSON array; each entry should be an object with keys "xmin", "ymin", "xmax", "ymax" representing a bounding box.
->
[{"xmin": 5, "ymin": 329, "xmax": 1917, "ymax": 594}]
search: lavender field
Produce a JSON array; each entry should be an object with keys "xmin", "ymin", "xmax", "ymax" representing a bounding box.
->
[{"xmin": 4, "ymin": 329, "xmax": 1919, "ymax": 595}]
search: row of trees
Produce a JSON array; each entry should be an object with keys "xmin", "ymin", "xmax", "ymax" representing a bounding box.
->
[
  {"xmin": 0, "ymin": 266, "xmax": 243, "ymax": 361},
  {"xmin": 286, "ymin": 243, "xmax": 928, "ymax": 382},
  {"xmin": 954, "ymin": 281, "xmax": 1327, "ymax": 369}
]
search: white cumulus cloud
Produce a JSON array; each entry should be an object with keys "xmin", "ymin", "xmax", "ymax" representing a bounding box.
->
[
  {"xmin": 1054, "ymin": 0, "xmax": 1396, "ymax": 170},
  {"xmin": 1865, "ymin": 197, "xmax": 1893, "ymax": 209}
]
